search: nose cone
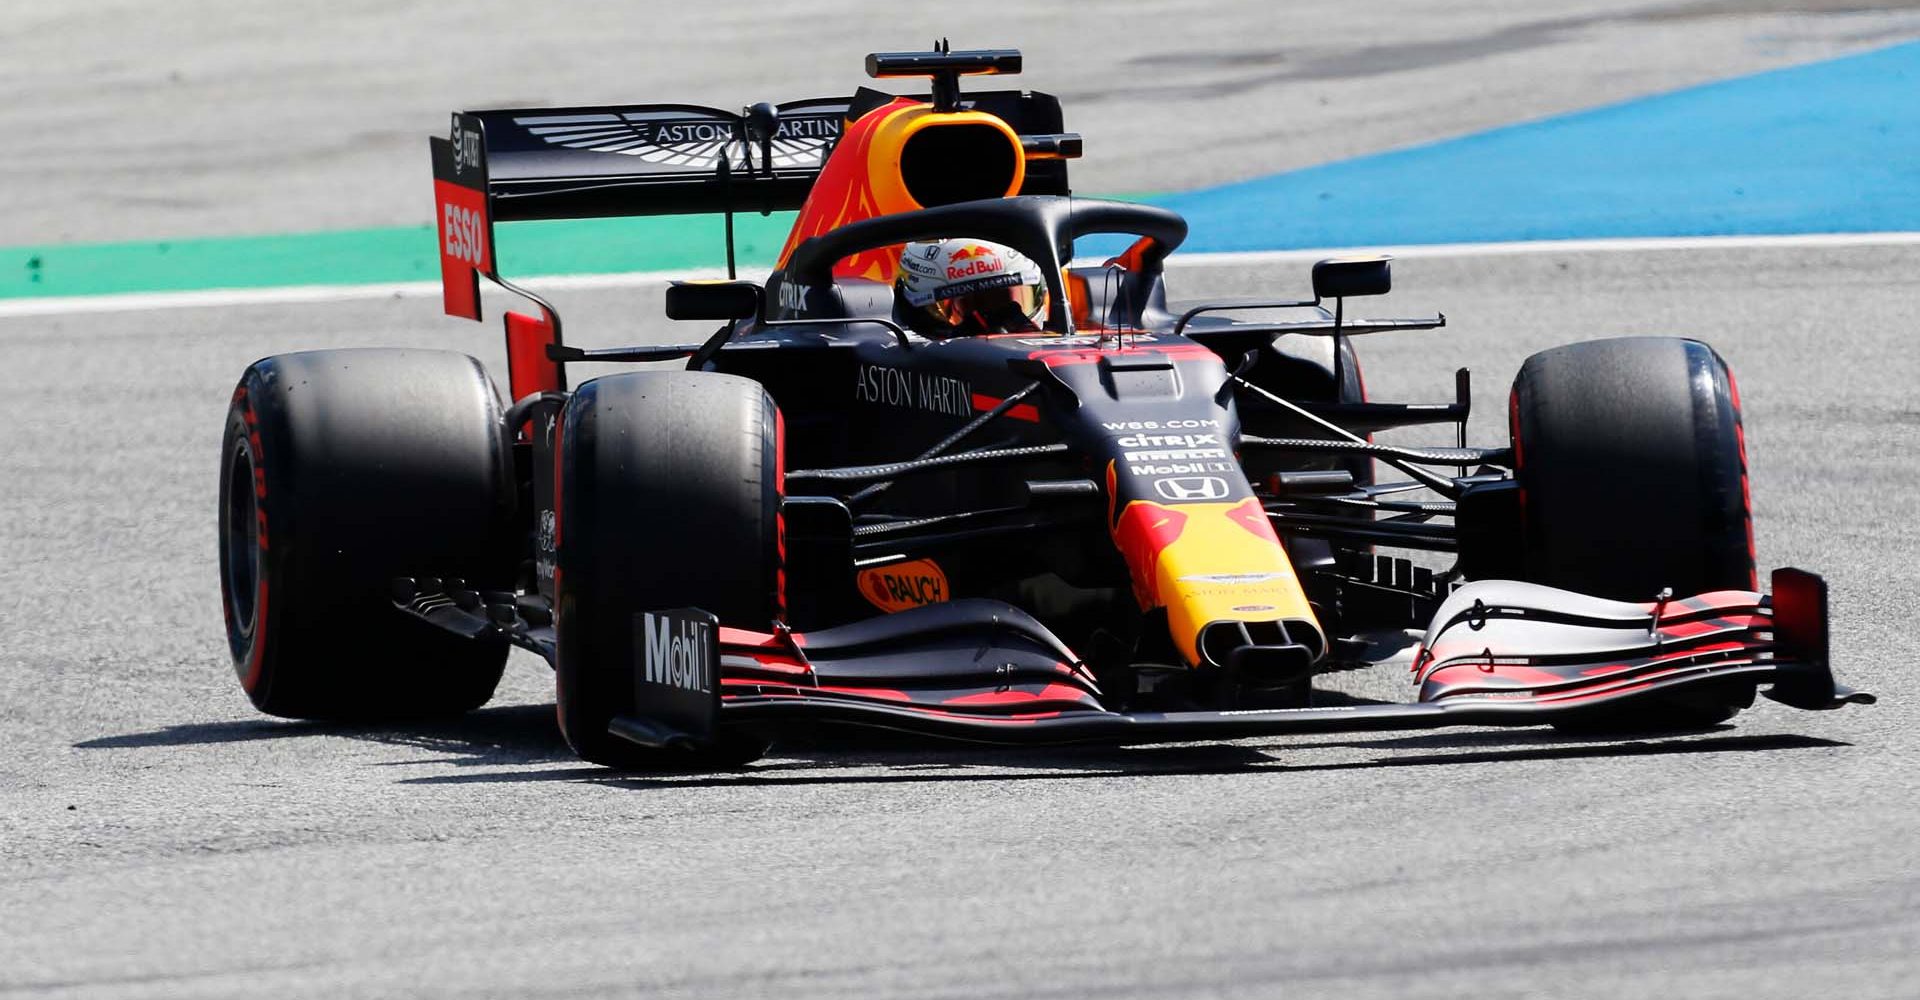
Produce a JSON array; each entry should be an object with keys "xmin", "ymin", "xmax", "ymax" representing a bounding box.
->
[{"xmin": 1110, "ymin": 494, "xmax": 1326, "ymax": 667}]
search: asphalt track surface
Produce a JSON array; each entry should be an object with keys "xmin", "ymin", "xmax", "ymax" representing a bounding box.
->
[
  {"xmin": 8, "ymin": 0, "xmax": 1920, "ymax": 242},
  {"xmin": 8, "ymin": 3, "xmax": 1920, "ymax": 998},
  {"xmin": 4, "ymin": 243, "xmax": 1919, "ymax": 998}
]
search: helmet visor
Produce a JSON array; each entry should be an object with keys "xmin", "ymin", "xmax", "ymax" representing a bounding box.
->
[{"xmin": 927, "ymin": 282, "xmax": 1045, "ymax": 334}]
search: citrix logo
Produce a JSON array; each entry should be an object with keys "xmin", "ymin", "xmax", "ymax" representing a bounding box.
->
[{"xmin": 1115, "ymin": 432, "xmax": 1219, "ymax": 449}]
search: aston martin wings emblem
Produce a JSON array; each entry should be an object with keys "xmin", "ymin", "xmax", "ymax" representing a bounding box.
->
[{"xmin": 512, "ymin": 108, "xmax": 842, "ymax": 172}]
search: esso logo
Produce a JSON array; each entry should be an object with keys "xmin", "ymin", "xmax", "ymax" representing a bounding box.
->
[{"xmin": 442, "ymin": 203, "xmax": 486, "ymax": 267}]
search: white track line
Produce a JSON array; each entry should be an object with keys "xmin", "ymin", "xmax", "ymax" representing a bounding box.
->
[
  {"xmin": 0, "ymin": 268, "xmax": 734, "ymax": 319},
  {"xmin": 1162, "ymin": 231, "xmax": 1920, "ymax": 268},
  {"xmin": 5, "ymin": 231, "xmax": 1918, "ymax": 318}
]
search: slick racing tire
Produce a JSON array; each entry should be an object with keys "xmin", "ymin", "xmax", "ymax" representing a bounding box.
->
[
  {"xmin": 219, "ymin": 349, "xmax": 516, "ymax": 719},
  {"xmin": 553, "ymin": 372, "xmax": 781, "ymax": 770},
  {"xmin": 1509, "ymin": 336, "xmax": 1756, "ymax": 730}
]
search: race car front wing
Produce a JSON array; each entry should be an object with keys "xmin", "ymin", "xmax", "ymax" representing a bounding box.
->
[{"xmin": 586, "ymin": 567, "xmax": 1872, "ymax": 753}]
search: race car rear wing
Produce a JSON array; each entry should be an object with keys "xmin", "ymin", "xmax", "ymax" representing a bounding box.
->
[
  {"xmin": 430, "ymin": 79, "xmax": 1073, "ymax": 407},
  {"xmin": 429, "ymin": 98, "xmax": 842, "ymax": 326},
  {"xmin": 429, "ymin": 88, "xmax": 1072, "ymax": 322},
  {"xmin": 443, "ymin": 98, "xmax": 854, "ymax": 229}
]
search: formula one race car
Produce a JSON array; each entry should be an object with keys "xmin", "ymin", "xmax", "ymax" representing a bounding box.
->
[{"xmin": 217, "ymin": 46, "xmax": 1870, "ymax": 767}]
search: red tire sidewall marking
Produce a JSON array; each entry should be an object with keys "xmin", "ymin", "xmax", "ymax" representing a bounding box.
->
[
  {"xmin": 1724, "ymin": 365, "xmax": 1757, "ymax": 589},
  {"xmin": 229, "ymin": 383, "xmax": 272, "ymax": 693},
  {"xmin": 1508, "ymin": 387, "xmax": 1527, "ymax": 529},
  {"xmin": 551, "ymin": 405, "xmax": 569, "ymax": 737},
  {"xmin": 773, "ymin": 404, "xmax": 787, "ymax": 624}
]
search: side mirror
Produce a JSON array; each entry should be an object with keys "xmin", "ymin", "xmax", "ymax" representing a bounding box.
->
[
  {"xmin": 665, "ymin": 280, "xmax": 761, "ymax": 321},
  {"xmin": 1312, "ymin": 255, "xmax": 1392, "ymax": 300}
]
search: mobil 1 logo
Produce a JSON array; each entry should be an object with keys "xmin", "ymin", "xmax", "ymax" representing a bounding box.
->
[
  {"xmin": 638, "ymin": 610, "xmax": 714, "ymax": 693},
  {"xmin": 632, "ymin": 609, "xmax": 720, "ymax": 736}
]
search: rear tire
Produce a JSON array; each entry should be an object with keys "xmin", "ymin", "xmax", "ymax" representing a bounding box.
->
[
  {"xmin": 554, "ymin": 372, "xmax": 781, "ymax": 769},
  {"xmin": 219, "ymin": 349, "xmax": 516, "ymax": 719},
  {"xmin": 1509, "ymin": 336, "xmax": 1756, "ymax": 730}
]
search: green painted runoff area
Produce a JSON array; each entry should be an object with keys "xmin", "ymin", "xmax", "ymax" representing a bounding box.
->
[
  {"xmin": 4, "ymin": 191, "xmax": 1168, "ymax": 300},
  {"xmin": 0, "ymin": 212, "xmax": 803, "ymax": 299},
  {"xmin": 3, "ymin": 190, "xmax": 1158, "ymax": 300}
]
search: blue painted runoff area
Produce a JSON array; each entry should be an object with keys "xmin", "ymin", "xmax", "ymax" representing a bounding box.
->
[{"xmin": 1155, "ymin": 40, "xmax": 1920, "ymax": 252}]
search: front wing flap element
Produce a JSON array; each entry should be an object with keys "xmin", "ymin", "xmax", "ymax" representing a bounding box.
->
[
  {"xmin": 1413, "ymin": 567, "xmax": 1871, "ymax": 714},
  {"xmin": 606, "ymin": 571, "xmax": 1870, "ymax": 753}
]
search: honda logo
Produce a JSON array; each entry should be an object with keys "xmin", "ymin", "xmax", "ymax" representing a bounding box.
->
[{"xmin": 1153, "ymin": 476, "xmax": 1230, "ymax": 501}]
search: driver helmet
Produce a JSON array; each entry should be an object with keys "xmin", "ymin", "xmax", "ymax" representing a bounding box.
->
[{"xmin": 896, "ymin": 238, "xmax": 1048, "ymax": 338}]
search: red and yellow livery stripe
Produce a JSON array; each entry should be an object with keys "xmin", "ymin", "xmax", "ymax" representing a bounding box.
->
[{"xmin": 1106, "ymin": 463, "xmax": 1324, "ymax": 666}]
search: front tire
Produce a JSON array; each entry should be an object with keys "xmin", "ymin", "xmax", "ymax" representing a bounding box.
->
[
  {"xmin": 1509, "ymin": 336, "xmax": 1756, "ymax": 729},
  {"xmin": 219, "ymin": 349, "xmax": 516, "ymax": 719},
  {"xmin": 554, "ymin": 372, "xmax": 782, "ymax": 769}
]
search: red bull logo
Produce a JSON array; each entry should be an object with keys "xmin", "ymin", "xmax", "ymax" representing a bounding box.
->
[{"xmin": 946, "ymin": 253, "xmax": 1005, "ymax": 280}]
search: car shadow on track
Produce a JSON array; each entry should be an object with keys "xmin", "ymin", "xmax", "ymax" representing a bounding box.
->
[
  {"xmin": 400, "ymin": 730, "xmax": 1850, "ymax": 789},
  {"xmin": 75, "ymin": 703, "xmax": 580, "ymax": 768},
  {"xmin": 79, "ymin": 705, "xmax": 1852, "ymax": 790}
]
